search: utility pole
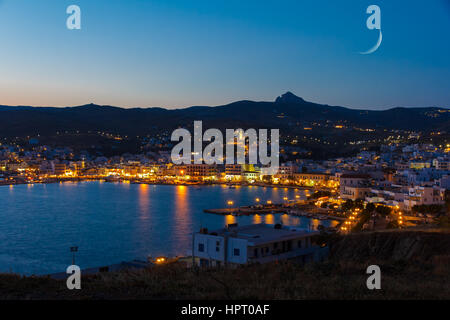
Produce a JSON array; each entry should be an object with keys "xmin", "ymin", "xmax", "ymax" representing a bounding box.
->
[
  {"xmin": 191, "ymin": 232, "xmax": 195, "ymax": 268},
  {"xmin": 70, "ymin": 246, "xmax": 78, "ymax": 265}
]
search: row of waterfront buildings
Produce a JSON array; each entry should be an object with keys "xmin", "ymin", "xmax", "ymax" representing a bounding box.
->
[{"xmin": 1, "ymin": 142, "xmax": 449, "ymax": 211}]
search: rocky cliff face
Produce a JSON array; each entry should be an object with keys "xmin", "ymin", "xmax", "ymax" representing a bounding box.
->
[{"xmin": 330, "ymin": 230, "xmax": 450, "ymax": 263}]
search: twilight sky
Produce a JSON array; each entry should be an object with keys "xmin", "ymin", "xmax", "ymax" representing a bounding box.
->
[{"xmin": 0, "ymin": 0, "xmax": 449, "ymax": 109}]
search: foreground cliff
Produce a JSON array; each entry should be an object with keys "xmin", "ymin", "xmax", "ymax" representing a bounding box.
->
[
  {"xmin": 1, "ymin": 230, "xmax": 449, "ymax": 300},
  {"xmin": 330, "ymin": 229, "xmax": 450, "ymax": 263}
]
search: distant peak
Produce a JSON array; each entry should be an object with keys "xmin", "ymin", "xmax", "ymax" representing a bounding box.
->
[
  {"xmin": 77, "ymin": 103, "xmax": 99, "ymax": 108},
  {"xmin": 275, "ymin": 92, "xmax": 305, "ymax": 104},
  {"xmin": 77, "ymin": 103, "xmax": 113, "ymax": 108}
]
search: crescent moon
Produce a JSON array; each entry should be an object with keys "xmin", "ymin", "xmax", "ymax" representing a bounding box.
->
[{"xmin": 360, "ymin": 29, "xmax": 382, "ymax": 55}]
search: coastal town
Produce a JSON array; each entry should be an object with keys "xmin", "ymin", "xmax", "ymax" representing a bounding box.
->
[
  {"xmin": 1, "ymin": 0, "xmax": 450, "ymax": 305},
  {"xmin": 1, "ymin": 139, "xmax": 449, "ymax": 237}
]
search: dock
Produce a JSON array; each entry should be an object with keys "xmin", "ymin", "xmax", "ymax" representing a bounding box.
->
[
  {"xmin": 204, "ymin": 206, "xmax": 287, "ymax": 216},
  {"xmin": 204, "ymin": 204, "xmax": 345, "ymax": 221}
]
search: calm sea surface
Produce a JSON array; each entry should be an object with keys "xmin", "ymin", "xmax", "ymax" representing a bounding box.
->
[{"xmin": 0, "ymin": 182, "xmax": 336, "ymax": 275}]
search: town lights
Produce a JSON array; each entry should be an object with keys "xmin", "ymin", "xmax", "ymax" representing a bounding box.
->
[
  {"xmin": 227, "ymin": 200, "xmax": 234, "ymax": 206},
  {"xmin": 255, "ymin": 198, "xmax": 260, "ymax": 202}
]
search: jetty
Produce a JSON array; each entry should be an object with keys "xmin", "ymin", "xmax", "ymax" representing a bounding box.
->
[
  {"xmin": 204, "ymin": 204, "xmax": 345, "ymax": 221},
  {"xmin": 204, "ymin": 205, "xmax": 287, "ymax": 216}
]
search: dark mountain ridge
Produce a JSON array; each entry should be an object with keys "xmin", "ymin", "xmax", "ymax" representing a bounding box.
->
[{"xmin": 0, "ymin": 92, "xmax": 448, "ymax": 137}]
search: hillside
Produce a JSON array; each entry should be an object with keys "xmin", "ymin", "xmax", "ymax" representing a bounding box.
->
[
  {"xmin": 1, "ymin": 92, "xmax": 449, "ymax": 137},
  {"xmin": 1, "ymin": 230, "xmax": 449, "ymax": 300}
]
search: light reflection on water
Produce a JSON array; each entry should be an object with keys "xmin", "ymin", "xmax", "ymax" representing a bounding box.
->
[{"xmin": 0, "ymin": 182, "xmax": 336, "ymax": 275}]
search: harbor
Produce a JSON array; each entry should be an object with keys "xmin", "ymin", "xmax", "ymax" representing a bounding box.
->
[{"xmin": 1, "ymin": 182, "xmax": 327, "ymax": 275}]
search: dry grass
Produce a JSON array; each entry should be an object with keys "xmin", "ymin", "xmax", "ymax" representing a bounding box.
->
[{"xmin": 0, "ymin": 258, "xmax": 448, "ymax": 300}]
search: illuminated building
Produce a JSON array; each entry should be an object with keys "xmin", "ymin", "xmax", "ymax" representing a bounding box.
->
[
  {"xmin": 293, "ymin": 172, "xmax": 332, "ymax": 187},
  {"xmin": 402, "ymin": 186, "xmax": 446, "ymax": 211},
  {"xmin": 339, "ymin": 173, "xmax": 371, "ymax": 200},
  {"xmin": 274, "ymin": 165, "xmax": 295, "ymax": 180},
  {"xmin": 53, "ymin": 163, "xmax": 67, "ymax": 176},
  {"xmin": 176, "ymin": 164, "xmax": 218, "ymax": 180},
  {"xmin": 225, "ymin": 164, "xmax": 242, "ymax": 180}
]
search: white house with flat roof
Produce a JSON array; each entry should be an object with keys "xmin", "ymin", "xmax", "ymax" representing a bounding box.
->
[{"xmin": 192, "ymin": 224, "xmax": 326, "ymax": 267}]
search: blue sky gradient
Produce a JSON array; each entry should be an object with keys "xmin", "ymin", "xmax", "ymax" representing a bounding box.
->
[{"xmin": 0, "ymin": 0, "xmax": 449, "ymax": 109}]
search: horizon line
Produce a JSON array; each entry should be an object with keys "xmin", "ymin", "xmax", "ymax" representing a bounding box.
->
[{"xmin": 0, "ymin": 93, "xmax": 448, "ymax": 112}]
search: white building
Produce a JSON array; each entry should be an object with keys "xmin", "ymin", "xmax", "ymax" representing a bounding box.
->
[
  {"xmin": 402, "ymin": 186, "xmax": 446, "ymax": 211},
  {"xmin": 339, "ymin": 173, "xmax": 371, "ymax": 200},
  {"xmin": 192, "ymin": 224, "xmax": 326, "ymax": 267},
  {"xmin": 341, "ymin": 186, "xmax": 371, "ymax": 200}
]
